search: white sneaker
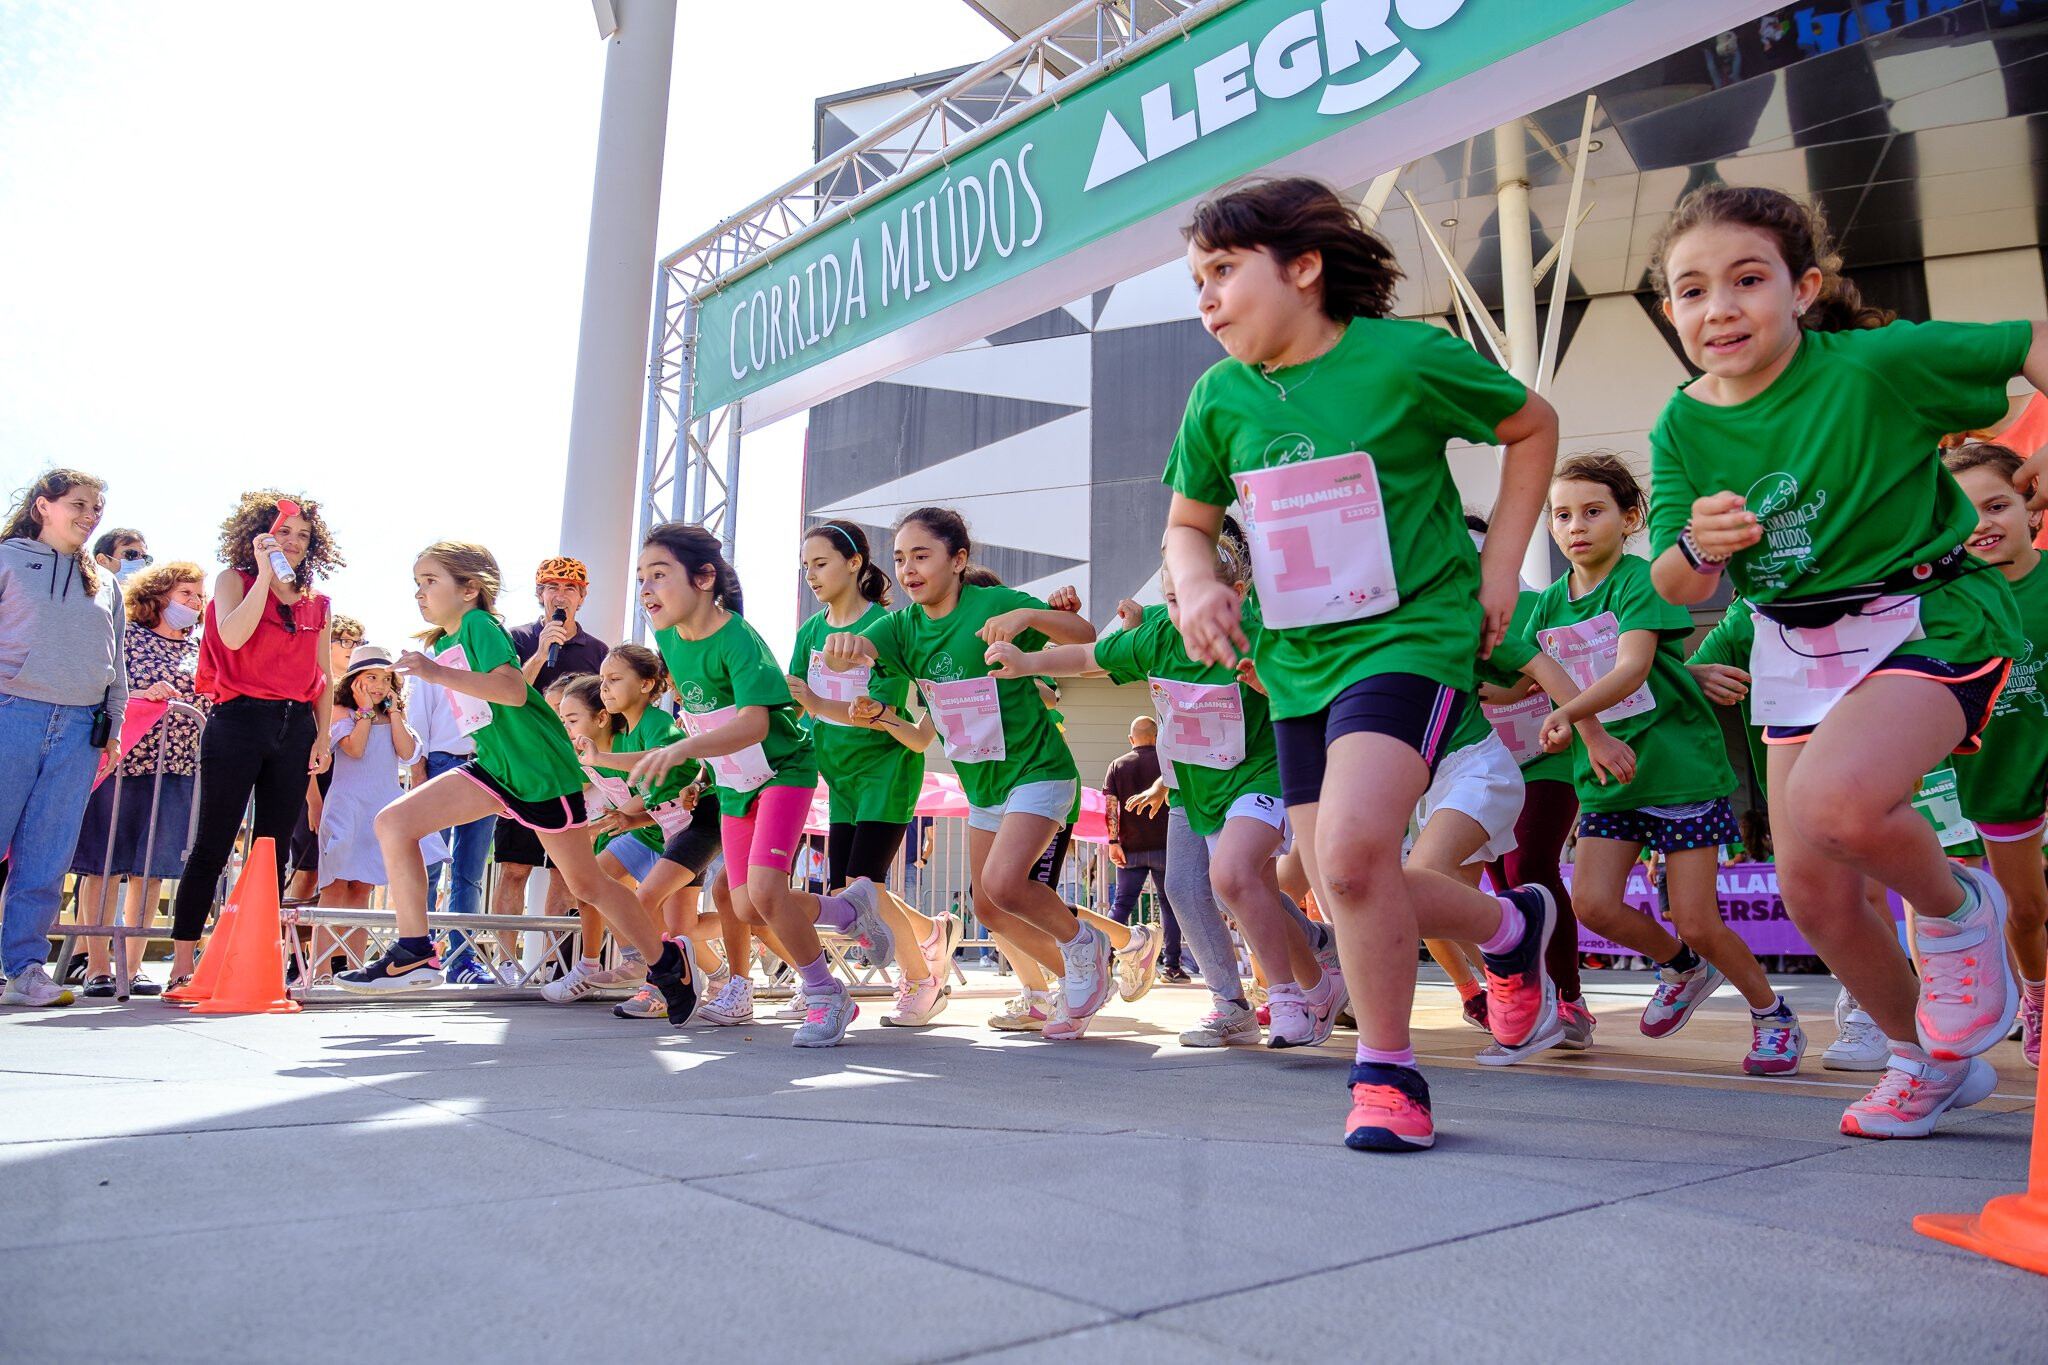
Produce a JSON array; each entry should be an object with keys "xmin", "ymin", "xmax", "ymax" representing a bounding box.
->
[
  {"xmin": 1914, "ymin": 866, "xmax": 2019, "ymax": 1061},
  {"xmin": 1114, "ymin": 924, "xmax": 1161, "ymax": 1003},
  {"xmin": 1266, "ymin": 982, "xmax": 1315, "ymax": 1048},
  {"xmin": 1180, "ymin": 999, "xmax": 1260, "ymax": 1047},
  {"xmin": 1058, "ymin": 924, "xmax": 1112, "ymax": 1020},
  {"xmin": 883, "ymin": 975, "xmax": 947, "ymax": 1027},
  {"xmin": 0, "ymin": 963, "xmax": 73, "ymax": 1008},
  {"xmin": 1822, "ymin": 987, "xmax": 1891, "ymax": 1072},
  {"xmin": 1841, "ymin": 1052, "xmax": 1999, "ymax": 1139},
  {"xmin": 541, "ymin": 959, "xmax": 607, "ymax": 1004},
  {"xmin": 792, "ymin": 986, "xmax": 857, "ymax": 1047},
  {"xmin": 697, "ymin": 975, "xmax": 754, "ymax": 1025},
  {"xmin": 771, "ymin": 992, "xmax": 812, "ymax": 1020},
  {"xmin": 988, "ymin": 991, "xmax": 1051, "ymax": 1032}
]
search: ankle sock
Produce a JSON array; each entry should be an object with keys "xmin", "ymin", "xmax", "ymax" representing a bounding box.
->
[
  {"xmin": 1945, "ymin": 867, "xmax": 1981, "ymax": 921},
  {"xmin": 1662, "ymin": 944, "xmax": 1702, "ymax": 974},
  {"xmin": 1479, "ymin": 897, "xmax": 1525, "ymax": 955},
  {"xmin": 796, "ymin": 954, "xmax": 839, "ymax": 995},
  {"xmin": 1454, "ymin": 977, "xmax": 1484, "ymax": 1002},
  {"xmin": 1750, "ymin": 993, "xmax": 1787, "ymax": 1020},
  {"xmin": 1304, "ymin": 974, "xmax": 1334, "ymax": 1008},
  {"xmin": 815, "ymin": 893, "xmax": 858, "ymax": 934},
  {"xmin": 397, "ymin": 936, "xmax": 433, "ymax": 958},
  {"xmin": 2024, "ymin": 977, "xmax": 2045, "ymax": 1008},
  {"xmin": 1355, "ymin": 1042, "xmax": 1417, "ymax": 1068}
]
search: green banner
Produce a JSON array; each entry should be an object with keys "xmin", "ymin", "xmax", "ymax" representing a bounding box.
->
[{"xmin": 693, "ymin": 0, "xmax": 1635, "ymax": 411}]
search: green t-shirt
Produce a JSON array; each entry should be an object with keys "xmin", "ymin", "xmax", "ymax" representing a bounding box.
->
[
  {"xmin": 1958, "ymin": 559, "xmax": 2048, "ymax": 824},
  {"xmin": 789, "ymin": 604, "xmax": 923, "ymax": 825},
  {"xmin": 861, "ymin": 583, "xmax": 1079, "ymax": 809},
  {"xmin": 1093, "ymin": 600, "xmax": 1281, "ymax": 836},
  {"xmin": 438, "ymin": 608, "xmax": 584, "ymax": 802},
  {"xmin": 1472, "ymin": 590, "xmax": 1572, "ymax": 785},
  {"xmin": 1686, "ymin": 596, "xmax": 1767, "ymax": 798},
  {"xmin": 602, "ymin": 707, "xmax": 695, "ymax": 855},
  {"xmin": 1529, "ymin": 554, "xmax": 1734, "ymax": 814},
  {"xmin": 1648, "ymin": 320, "xmax": 2027, "ymax": 667},
  {"xmin": 653, "ymin": 614, "xmax": 817, "ymax": 815},
  {"xmin": 1164, "ymin": 317, "xmax": 1529, "ymax": 719}
]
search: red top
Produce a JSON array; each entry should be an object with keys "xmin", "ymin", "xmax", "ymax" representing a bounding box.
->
[{"xmin": 194, "ymin": 570, "xmax": 330, "ymax": 704}]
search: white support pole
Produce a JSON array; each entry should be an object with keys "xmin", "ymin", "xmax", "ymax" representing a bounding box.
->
[
  {"xmin": 1358, "ymin": 166, "xmax": 1403, "ymax": 228},
  {"xmin": 1492, "ymin": 121, "xmax": 1549, "ymax": 588},
  {"xmin": 1536, "ymin": 97, "xmax": 1598, "ymax": 399},
  {"xmin": 1404, "ymin": 189, "xmax": 1508, "ymax": 366},
  {"xmin": 560, "ymin": 0, "xmax": 679, "ymax": 645}
]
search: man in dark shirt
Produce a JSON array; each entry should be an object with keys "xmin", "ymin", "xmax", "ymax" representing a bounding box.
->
[
  {"xmin": 494, "ymin": 557, "xmax": 612, "ymax": 961},
  {"xmin": 1104, "ymin": 716, "xmax": 1186, "ymax": 981}
]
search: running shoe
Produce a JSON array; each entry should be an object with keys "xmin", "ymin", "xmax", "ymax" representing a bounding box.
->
[
  {"xmin": 1308, "ymin": 965, "xmax": 1348, "ymax": 1046},
  {"xmin": 336, "ymin": 944, "xmax": 443, "ymax": 993},
  {"xmin": 1344, "ymin": 1063, "xmax": 1434, "ymax": 1152},
  {"xmin": 1840, "ymin": 1052, "xmax": 1999, "ymax": 1139},
  {"xmin": 987, "ymin": 991, "xmax": 1050, "ymax": 1032},
  {"xmin": 446, "ymin": 958, "xmax": 497, "ymax": 986},
  {"xmin": 1557, "ymin": 999, "xmax": 1597, "ymax": 1050},
  {"xmin": 1459, "ymin": 989, "xmax": 1489, "ymax": 1031},
  {"xmin": 1914, "ymin": 866, "xmax": 2019, "ymax": 1061},
  {"xmin": 915, "ymin": 914, "xmax": 958, "ymax": 988},
  {"xmin": 541, "ymin": 959, "xmax": 607, "ymax": 1004},
  {"xmin": 770, "ymin": 992, "xmax": 813, "ymax": 1021},
  {"xmin": 1180, "ymin": 1000, "xmax": 1260, "ymax": 1048},
  {"xmin": 1115, "ymin": 924, "xmax": 1161, "ymax": 1003},
  {"xmin": 589, "ymin": 958, "xmax": 648, "ymax": 991},
  {"xmin": 792, "ymin": 986, "xmax": 857, "ymax": 1047},
  {"xmin": 1266, "ymin": 982, "xmax": 1315, "ymax": 1049},
  {"xmin": 838, "ymin": 877, "xmax": 894, "ymax": 967},
  {"xmin": 2022, "ymin": 991, "xmax": 2043, "ymax": 1069},
  {"xmin": 1160, "ymin": 965, "xmax": 1193, "ymax": 984},
  {"xmin": 697, "ymin": 975, "xmax": 753, "ymax": 1026},
  {"xmin": 1640, "ymin": 958, "xmax": 1722, "ymax": 1038},
  {"xmin": 613, "ymin": 984, "xmax": 666, "ymax": 1020},
  {"xmin": 1821, "ymin": 988, "xmax": 1889, "ymax": 1072},
  {"xmin": 645, "ymin": 946, "xmax": 698, "ymax": 1029},
  {"xmin": 0, "ymin": 964, "xmax": 74, "ymax": 1008},
  {"xmin": 1743, "ymin": 1003, "xmax": 1806, "ymax": 1076},
  {"xmin": 1042, "ymin": 996, "xmax": 1094, "ymax": 1040},
  {"xmin": 1481, "ymin": 885, "xmax": 1557, "ymax": 1049},
  {"xmin": 882, "ymin": 975, "xmax": 947, "ymax": 1027},
  {"xmin": 1058, "ymin": 923, "xmax": 1113, "ymax": 1021}
]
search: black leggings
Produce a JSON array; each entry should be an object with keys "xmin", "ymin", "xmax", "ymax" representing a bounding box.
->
[
  {"xmin": 827, "ymin": 820, "xmax": 910, "ymax": 889},
  {"xmin": 172, "ymin": 697, "xmax": 318, "ymax": 942}
]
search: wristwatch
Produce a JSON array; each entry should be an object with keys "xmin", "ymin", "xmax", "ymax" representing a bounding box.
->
[{"xmin": 1677, "ymin": 524, "xmax": 1727, "ymax": 574}]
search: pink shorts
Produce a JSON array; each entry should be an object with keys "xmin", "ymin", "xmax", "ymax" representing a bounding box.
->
[{"xmin": 721, "ymin": 784, "xmax": 811, "ymax": 876}]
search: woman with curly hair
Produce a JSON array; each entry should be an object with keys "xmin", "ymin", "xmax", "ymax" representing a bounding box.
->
[
  {"xmin": 0, "ymin": 469, "xmax": 126, "ymax": 1008},
  {"xmin": 166, "ymin": 490, "xmax": 343, "ymax": 991},
  {"xmin": 72, "ymin": 560, "xmax": 208, "ymax": 997}
]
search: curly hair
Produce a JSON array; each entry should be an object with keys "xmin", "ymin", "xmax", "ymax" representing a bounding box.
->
[
  {"xmin": 123, "ymin": 560, "xmax": 206, "ymax": 629},
  {"xmin": 2, "ymin": 468, "xmax": 107, "ymax": 597},
  {"xmin": 330, "ymin": 613, "xmax": 366, "ymax": 645},
  {"xmin": 216, "ymin": 490, "xmax": 344, "ymax": 585},
  {"xmin": 1650, "ymin": 185, "xmax": 1893, "ymax": 333}
]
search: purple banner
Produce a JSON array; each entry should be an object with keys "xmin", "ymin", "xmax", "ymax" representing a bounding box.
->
[{"xmin": 1543, "ymin": 862, "xmax": 1902, "ymax": 957}]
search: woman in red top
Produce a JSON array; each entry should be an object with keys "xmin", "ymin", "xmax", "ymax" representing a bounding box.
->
[{"xmin": 166, "ymin": 491, "xmax": 340, "ymax": 989}]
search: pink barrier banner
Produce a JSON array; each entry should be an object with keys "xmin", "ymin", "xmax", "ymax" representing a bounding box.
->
[
  {"xmin": 1553, "ymin": 862, "xmax": 1901, "ymax": 957},
  {"xmin": 90, "ymin": 698, "xmax": 168, "ymax": 790}
]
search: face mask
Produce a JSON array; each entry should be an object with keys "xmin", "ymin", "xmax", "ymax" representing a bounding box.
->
[
  {"xmin": 116, "ymin": 557, "xmax": 147, "ymax": 581},
  {"xmin": 161, "ymin": 600, "xmax": 201, "ymax": 632}
]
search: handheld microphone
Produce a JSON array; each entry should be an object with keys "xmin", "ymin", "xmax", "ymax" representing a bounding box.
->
[
  {"xmin": 545, "ymin": 607, "xmax": 567, "ymax": 669},
  {"xmin": 266, "ymin": 498, "xmax": 300, "ymax": 584}
]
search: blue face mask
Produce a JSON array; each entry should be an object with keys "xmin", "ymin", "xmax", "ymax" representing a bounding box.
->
[
  {"xmin": 160, "ymin": 600, "xmax": 201, "ymax": 632},
  {"xmin": 115, "ymin": 557, "xmax": 148, "ymax": 581}
]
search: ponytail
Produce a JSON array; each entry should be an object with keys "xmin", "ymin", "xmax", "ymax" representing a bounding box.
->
[
  {"xmin": 643, "ymin": 521, "xmax": 746, "ymax": 616},
  {"xmin": 804, "ymin": 519, "xmax": 891, "ymax": 606}
]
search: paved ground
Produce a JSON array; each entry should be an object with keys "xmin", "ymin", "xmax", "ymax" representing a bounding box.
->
[{"xmin": 3, "ymin": 968, "xmax": 2043, "ymax": 1362}]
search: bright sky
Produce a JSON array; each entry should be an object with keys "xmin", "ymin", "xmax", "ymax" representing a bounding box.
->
[{"xmin": 0, "ymin": 0, "xmax": 1002, "ymax": 662}]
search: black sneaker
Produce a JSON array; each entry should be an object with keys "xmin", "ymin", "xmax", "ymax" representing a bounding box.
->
[
  {"xmin": 1480, "ymin": 885, "xmax": 1558, "ymax": 1050},
  {"xmin": 646, "ymin": 943, "xmax": 698, "ymax": 1029},
  {"xmin": 1161, "ymin": 966, "xmax": 1192, "ymax": 984},
  {"xmin": 1460, "ymin": 988, "xmax": 1490, "ymax": 1031},
  {"xmin": 335, "ymin": 944, "xmax": 444, "ymax": 993}
]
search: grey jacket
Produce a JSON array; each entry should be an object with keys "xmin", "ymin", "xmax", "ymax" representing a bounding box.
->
[{"xmin": 0, "ymin": 536, "xmax": 127, "ymax": 732}]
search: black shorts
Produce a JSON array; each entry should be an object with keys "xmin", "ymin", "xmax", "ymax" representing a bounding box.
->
[
  {"xmin": 1272, "ymin": 673, "xmax": 1467, "ymax": 807},
  {"xmin": 828, "ymin": 819, "xmax": 910, "ymax": 888},
  {"xmin": 1033, "ymin": 822, "xmax": 1074, "ymax": 892},
  {"xmin": 459, "ymin": 761, "xmax": 586, "ymax": 842},
  {"xmin": 1762, "ymin": 655, "xmax": 2009, "ymax": 754},
  {"xmin": 661, "ymin": 791, "xmax": 723, "ymax": 876}
]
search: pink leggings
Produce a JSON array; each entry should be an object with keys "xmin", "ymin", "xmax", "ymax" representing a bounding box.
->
[{"xmin": 721, "ymin": 784, "xmax": 812, "ymax": 877}]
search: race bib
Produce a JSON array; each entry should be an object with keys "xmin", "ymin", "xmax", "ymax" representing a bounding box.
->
[
  {"xmin": 585, "ymin": 768, "xmax": 693, "ymax": 837},
  {"xmin": 807, "ymin": 648, "xmax": 867, "ymax": 728},
  {"xmin": 920, "ymin": 675, "xmax": 1006, "ymax": 763},
  {"xmin": 1749, "ymin": 596, "xmax": 1923, "ymax": 727},
  {"xmin": 434, "ymin": 645, "xmax": 494, "ymax": 737},
  {"xmin": 1483, "ymin": 691, "xmax": 1552, "ymax": 765},
  {"xmin": 1537, "ymin": 612, "xmax": 1656, "ymax": 724},
  {"xmin": 1237, "ymin": 452, "xmax": 1399, "ymax": 630},
  {"xmin": 679, "ymin": 705, "xmax": 774, "ymax": 793},
  {"xmin": 1150, "ymin": 676, "xmax": 1247, "ymax": 770},
  {"xmin": 1912, "ymin": 766, "xmax": 1977, "ymax": 849},
  {"xmin": 584, "ymin": 770, "xmax": 633, "ymax": 815}
]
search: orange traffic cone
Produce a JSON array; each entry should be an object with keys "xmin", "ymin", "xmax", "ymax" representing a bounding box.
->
[
  {"xmin": 1915, "ymin": 1051, "xmax": 2048, "ymax": 1274},
  {"xmin": 164, "ymin": 855, "xmax": 256, "ymax": 1004},
  {"xmin": 191, "ymin": 838, "xmax": 302, "ymax": 1015}
]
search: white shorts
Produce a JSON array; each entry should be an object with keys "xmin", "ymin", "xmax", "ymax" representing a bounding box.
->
[
  {"xmin": 1204, "ymin": 791, "xmax": 1293, "ymax": 857},
  {"xmin": 967, "ymin": 778, "xmax": 1078, "ymax": 834},
  {"xmin": 1414, "ymin": 733, "xmax": 1524, "ymax": 866}
]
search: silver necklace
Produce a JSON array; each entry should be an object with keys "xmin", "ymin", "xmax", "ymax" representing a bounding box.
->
[{"xmin": 1257, "ymin": 326, "xmax": 1346, "ymax": 402}]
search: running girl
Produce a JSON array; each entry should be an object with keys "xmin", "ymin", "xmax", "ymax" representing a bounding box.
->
[
  {"xmin": 337, "ymin": 543, "xmax": 696, "ymax": 1027},
  {"xmin": 627, "ymin": 522, "xmax": 891, "ymax": 1048},
  {"xmin": 1163, "ymin": 176, "xmax": 1561, "ymax": 1151},
  {"xmin": 784, "ymin": 519, "xmax": 958, "ymax": 1027},
  {"xmin": 1648, "ymin": 184, "xmax": 2039, "ymax": 1136},
  {"xmin": 1948, "ymin": 442, "xmax": 2047, "ymax": 1067},
  {"xmin": 536, "ymin": 673, "xmax": 651, "ymax": 1002},
  {"xmin": 823, "ymin": 507, "xmax": 1115, "ymax": 1037},
  {"xmin": 1532, "ymin": 453, "xmax": 1800, "ymax": 1075}
]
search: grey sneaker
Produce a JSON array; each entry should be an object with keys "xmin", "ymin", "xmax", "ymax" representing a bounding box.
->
[
  {"xmin": 1, "ymin": 963, "xmax": 74, "ymax": 1008},
  {"xmin": 839, "ymin": 877, "xmax": 894, "ymax": 966},
  {"xmin": 1180, "ymin": 999, "xmax": 1260, "ymax": 1047},
  {"xmin": 792, "ymin": 986, "xmax": 857, "ymax": 1047}
]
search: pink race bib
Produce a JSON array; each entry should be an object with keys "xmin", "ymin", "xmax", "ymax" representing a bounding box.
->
[{"xmin": 1237, "ymin": 452, "xmax": 1399, "ymax": 630}]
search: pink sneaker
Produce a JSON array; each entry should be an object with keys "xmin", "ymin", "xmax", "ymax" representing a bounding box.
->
[
  {"xmin": 1913, "ymin": 866, "xmax": 2018, "ymax": 1061},
  {"xmin": 2021, "ymin": 991, "xmax": 2042, "ymax": 1069},
  {"xmin": 1042, "ymin": 999, "xmax": 1095, "ymax": 1040},
  {"xmin": 882, "ymin": 975, "xmax": 946, "ymax": 1027},
  {"xmin": 1840, "ymin": 1052, "xmax": 1998, "ymax": 1138}
]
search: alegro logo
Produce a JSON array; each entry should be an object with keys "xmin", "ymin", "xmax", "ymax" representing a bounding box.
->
[{"xmin": 1084, "ymin": 0, "xmax": 1470, "ymax": 191}]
